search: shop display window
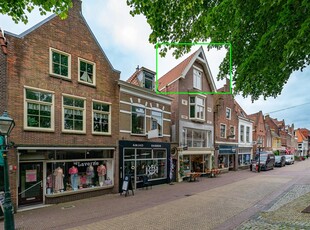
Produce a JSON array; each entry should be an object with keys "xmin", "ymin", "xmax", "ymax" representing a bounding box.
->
[
  {"xmin": 238, "ymin": 154, "xmax": 251, "ymax": 166},
  {"xmin": 46, "ymin": 159, "xmax": 113, "ymax": 195},
  {"xmin": 123, "ymin": 148, "xmax": 167, "ymax": 182}
]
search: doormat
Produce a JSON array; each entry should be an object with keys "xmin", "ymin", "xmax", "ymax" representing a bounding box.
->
[{"xmin": 301, "ymin": 205, "xmax": 310, "ymax": 213}]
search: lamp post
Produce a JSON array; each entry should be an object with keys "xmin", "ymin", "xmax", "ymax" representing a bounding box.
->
[
  {"xmin": 257, "ymin": 140, "xmax": 262, "ymax": 173},
  {"xmin": 0, "ymin": 110, "xmax": 15, "ymax": 230}
]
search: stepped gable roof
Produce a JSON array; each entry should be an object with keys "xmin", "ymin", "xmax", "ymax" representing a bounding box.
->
[
  {"xmin": 0, "ymin": 28, "xmax": 7, "ymax": 55},
  {"xmin": 157, "ymin": 46, "xmax": 217, "ymax": 92}
]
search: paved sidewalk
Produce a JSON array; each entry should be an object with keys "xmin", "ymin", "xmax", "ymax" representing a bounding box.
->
[{"xmin": 1, "ymin": 160, "xmax": 309, "ymax": 230}]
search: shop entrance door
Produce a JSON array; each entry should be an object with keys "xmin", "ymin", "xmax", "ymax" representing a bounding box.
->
[
  {"xmin": 18, "ymin": 162, "xmax": 43, "ymax": 206},
  {"xmin": 124, "ymin": 160, "xmax": 137, "ymax": 190}
]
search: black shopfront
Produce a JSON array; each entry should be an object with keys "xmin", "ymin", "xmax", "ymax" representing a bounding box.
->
[
  {"xmin": 218, "ymin": 145, "xmax": 238, "ymax": 171},
  {"xmin": 119, "ymin": 141, "xmax": 171, "ymax": 192}
]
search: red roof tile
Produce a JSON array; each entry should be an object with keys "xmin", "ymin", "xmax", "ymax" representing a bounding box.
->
[{"xmin": 158, "ymin": 51, "xmax": 197, "ymax": 90}]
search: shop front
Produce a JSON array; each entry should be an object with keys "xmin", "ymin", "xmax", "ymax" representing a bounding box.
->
[
  {"xmin": 17, "ymin": 147, "xmax": 115, "ymax": 208},
  {"xmin": 119, "ymin": 141, "xmax": 170, "ymax": 192},
  {"xmin": 238, "ymin": 147, "xmax": 252, "ymax": 169},
  {"xmin": 217, "ymin": 145, "xmax": 238, "ymax": 171},
  {"xmin": 178, "ymin": 149, "xmax": 213, "ymax": 182}
]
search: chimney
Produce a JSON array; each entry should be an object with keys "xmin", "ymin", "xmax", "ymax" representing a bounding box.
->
[{"xmin": 70, "ymin": 0, "xmax": 82, "ymax": 14}]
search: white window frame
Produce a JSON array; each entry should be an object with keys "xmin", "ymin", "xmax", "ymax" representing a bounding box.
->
[
  {"xmin": 182, "ymin": 128, "xmax": 210, "ymax": 148},
  {"xmin": 189, "ymin": 96, "xmax": 205, "ymax": 121},
  {"xmin": 62, "ymin": 94, "xmax": 86, "ymax": 133},
  {"xmin": 49, "ymin": 47, "xmax": 71, "ymax": 79},
  {"xmin": 220, "ymin": 124, "xmax": 226, "ymax": 138},
  {"xmin": 92, "ymin": 100, "xmax": 111, "ymax": 135},
  {"xmin": 193, "ymin": 69, "xmax": 202, "ymax": 90},
  {"xmin": 78, "ymin": 57, "xmax": 96, "ymax": 86},
  {"xmin": 150, "ymin": 109, "xmax": 163, "ymax": 137},
  {"xmin": 24, "ymin": 86, "xmax": 55, "ymax": 132},
  {"xmin": 131, "ymin": 104, "xmax": 146, "ymax": 135},
  {"xmin": 240, "ymin": 125, "xmax": 245, "ymax": 142},
  {"xmin": 226, "ymin": 107, "xmax": 231, "ymax": 120},
  {"xmin": 246, "ymin": 126, "xmax": 250, "ymax": 143}
]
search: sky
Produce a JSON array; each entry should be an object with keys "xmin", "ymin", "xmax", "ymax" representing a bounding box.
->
[{"xmin": 1, "ymin": 0, "xmax": 309, "ymax": 130}]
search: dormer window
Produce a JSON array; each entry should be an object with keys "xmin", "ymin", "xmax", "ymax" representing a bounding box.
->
[{"xmin": 144, "ymin": 72, "xmax": 154, "ymax": 90}]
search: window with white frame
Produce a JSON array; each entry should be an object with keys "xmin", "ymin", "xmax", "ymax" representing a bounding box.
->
[
  {"xmin": 50, "ymin": 48, "xmax": 71, "ymax": 78},
  {"xmin": 181, "ymin": 128, "xmax": 210, "ymax": 148},
  {"xmin": 246, "ymin": 126, "xmax": 250, "ymax": 143},
  {"xmin": 63, "ymin": 95, "xmax": 85, "ymax": 132},
  {"xmin": 151, "ymin": 110, "xmax": 163, "ymax": 136},
  {"xmin": 240, "ymin": 125, "xmax": 245, "ymax": 142},
  {"xmin": 189, "ymin": 96, "xmax": 205, "ymax": 120},
  {"xmin": 131, "ymin": 106, "xmax": 145, "ymax": 134},
  {"xmin": 220, "ymin": 124, "xmax": 226, "ymax": 138},
  {"xmin": 93, "ymin": 101, "xmax": 111, "ymax": 134},
  {"xmin": 226, "ymin": 107, "xmax": 231, "ymax": 119},
  {"xmin": 25, "ymin": 88, "xmax": 54, "ymax": 131},
  {"xmin": 79, "ymin": 58, "xmax": 96, "ymax": 85},
  {"xmin": 193, "ymin": 69, "xmax": 202, "ymax": 90}
]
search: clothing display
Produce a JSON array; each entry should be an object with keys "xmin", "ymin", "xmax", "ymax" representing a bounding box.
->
[
  {"xmin": 97, "ymin": 164, "xmax": 106, "ymax": 186},
  {"xmin": 69, "ymin": 166, "xmax": 79, "ymax": 190},
  {"xmin": 86, "ymin": 165, "xmax": 95, "ymax": 185},
  {"xmin": 53, "ymin": 167, "xmax": 64, "ymax": 192}
]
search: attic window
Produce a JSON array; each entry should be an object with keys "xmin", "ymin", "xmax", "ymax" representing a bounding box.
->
[
  {"xmin": 78, "ymin": 58, "xmax": 96, "ymax": 86},
  {"xmin": 198, "ymin": 52, "xmax": 204, "ymax": 60},
  {"xmin": 144, "ymin": 72, "xmax": 154, "ymax": 90},
  {"xmin": 50, "ymin": 48, "xmax": 71, "ymax": 79},
  {"xmin": 193, "ymin": 69, "xmax": 202, "ymax": 90}
]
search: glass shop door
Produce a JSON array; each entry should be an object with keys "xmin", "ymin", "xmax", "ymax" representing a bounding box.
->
[{"xmin": 18, "ymin": 162, "xmax": 43, "ymax": 206}]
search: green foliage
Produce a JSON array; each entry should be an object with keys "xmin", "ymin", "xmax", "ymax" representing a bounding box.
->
[
  {"xmin": 127, "ymin": 0, "xmax": 310, "ymax": 101},
  {"xmin": 0, "ymin": 0, "xmax": 73, "ymax": 24}
]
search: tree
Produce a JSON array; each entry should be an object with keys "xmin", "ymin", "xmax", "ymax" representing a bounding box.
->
[
  {"xmin": 127, "ymin": 0, "xmax": 310, "ymax": 100},
  {"xmin": 0, "ymin": 0, "xmax": 73, "ymax": 24}
]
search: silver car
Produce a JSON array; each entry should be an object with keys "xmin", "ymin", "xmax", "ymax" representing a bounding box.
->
[{"xmin": 284, "ymin": 155, "xmax": 294, "ymax": 165}]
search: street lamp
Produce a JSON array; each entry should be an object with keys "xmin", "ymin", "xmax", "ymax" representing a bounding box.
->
[
  {"xmin": 0, "ymin": 110, "xmax": 15, "ymax": 230},
  {"xmin": 257, "ymin": 139, "xmax": 263, "ymax": 173}
]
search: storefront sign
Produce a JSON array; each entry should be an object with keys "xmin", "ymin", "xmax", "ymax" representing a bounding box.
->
[
  {"xmin": 219, "ymin": 145, "xmax": 237, "ymax": 154},
  {"xmin": 73, "ymin": 161, "xmax": 99, "ymax": 167},
  {"xmin": 26, "ymin": 169, "xmax": 37, "ymax": 182}
]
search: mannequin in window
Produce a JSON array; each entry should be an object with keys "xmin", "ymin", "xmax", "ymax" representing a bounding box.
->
[
  {"xmin": 69, "ymin": 165, "xmax": 78, "ymax": 191},
  {"xmin": 86, "ymin": 165, "xmax": 94, "ymax": 185},
  {"xmin": 97, "ymin": 164, "xmax": 106, "ymax": 187},
  {"xmin": 53, "ymin": 167, "xmax": 64, "ymax": 193}
]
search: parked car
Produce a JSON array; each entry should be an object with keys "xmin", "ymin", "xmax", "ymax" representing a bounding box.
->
[
  {"xmin": 251, "ymin": 152, "xmax": 275, "ymax": 171},
  {"xmin": 274, "ymin": 155, "xmax": 286, "ymax": 167},
  {"xmin": 284, "ymin": 155, "xmax": 295, "ymax": 165}
]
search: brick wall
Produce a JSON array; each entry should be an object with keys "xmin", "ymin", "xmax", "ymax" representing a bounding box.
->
[{"xmin": 4, "ymin": 0, "xmax": 120, "ymax": 207}]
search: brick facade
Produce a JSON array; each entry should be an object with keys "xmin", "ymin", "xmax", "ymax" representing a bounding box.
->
[{"xmin": 2, "ymin": 0, "xmax": 120, "ymax": 208}]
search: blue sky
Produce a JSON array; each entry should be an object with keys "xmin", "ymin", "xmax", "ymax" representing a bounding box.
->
[{"xmin": 1, "ymin": 0, "xmax": 309, "ymax": 129}]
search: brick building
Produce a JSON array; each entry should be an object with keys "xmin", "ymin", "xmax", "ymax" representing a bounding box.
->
[
  {"xmin": 118, "ymin": 66, "xmax": 172, "ymax": 190},
  {"xmin": 158, "ymin": 47, "xmax": 216, "ymax": 182},
  {"xmin": 214, "ymin": 80, "xmax": 239, "ymax": 171},
  {"xmin": 0, "ymin": 0, "xmax": 120, "ymax": 209}
]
